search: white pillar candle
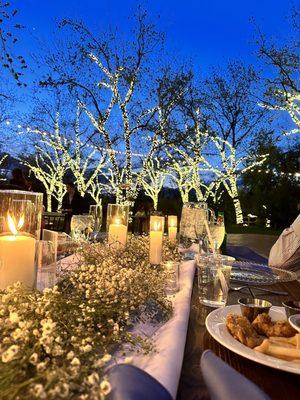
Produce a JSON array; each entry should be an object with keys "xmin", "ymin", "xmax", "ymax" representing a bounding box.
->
[
  {"xmin": 108, "ymin": 218, "xmax": 127, "ymax": 248},
  {"xmin": 0, "ymin": 235, "xmax": 36, "ymax": 289},
  {"xmin": 168, "ymin": 215, "xmax": 178, "ymax": 242},
  {"xmin": 149, "ymin": 217, "xmax": 164, "ymax": 265}
]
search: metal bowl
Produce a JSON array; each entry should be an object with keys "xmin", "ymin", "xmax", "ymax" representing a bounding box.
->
[
  {"xmin": 288, "ymin": 314, "xmax": 300, "ymax": 333},
  {"xmin": 282, "ymin": 300, "xmax": 300, "ymax": 318},
  {"xmin": 238, "ymin": 298, "xmax": 272, "ymax": 322}
]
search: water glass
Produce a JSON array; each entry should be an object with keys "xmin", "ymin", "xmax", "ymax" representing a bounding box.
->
[
  {"xmin": 196, "ymin": 254, "xmax": 232, "ymax": 307},
  {"xmin": 161, "ymin": 261, "xmax": 179, "ymax": 295},
  {"xmin": 89, "ymin": 204, "xmax": 102, "ymax": 237},
  {"xmin": 36, "ymin": 240, "xmax": 57, "ymax": 291},
  {"xmin": 71, "ymin": 215, "xmax": 94, "ymax": 241}
]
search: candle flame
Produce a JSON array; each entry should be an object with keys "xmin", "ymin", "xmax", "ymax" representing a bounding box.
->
[
  {"xmin": 113, "ymin": 217, "xmax": 122, "ymax": 225},
  {"xmin": 153, "ymin": 221, "xmax": 161, "ymax": 231},
  {"xmin": 7, "ymin": 213, "xmax": 24, "ymax": 235}
]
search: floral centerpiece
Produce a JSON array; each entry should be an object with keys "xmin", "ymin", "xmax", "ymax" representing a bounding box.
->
[{"xmin": 0, "ymin": 236, "xmax": 180, "ymax": 399}]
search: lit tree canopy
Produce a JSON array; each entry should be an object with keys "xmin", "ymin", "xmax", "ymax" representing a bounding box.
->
[
  {"xmin": 23, "ymin": 114, "xmax": 69, "ymax": 211},
  {"xmin": 39, "ymin": 13, "xmax": 190, "ymax": 205},
  {"xmin": 140, "ymin": 158, "xmax": 167, "ymax": 210}
]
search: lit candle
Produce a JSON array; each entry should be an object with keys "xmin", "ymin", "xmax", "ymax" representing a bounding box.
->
[
  {"xmin": 149, "ymin": 216, "xmax": 163, "ymax": 264},
  {"xmin": 168, "ymin": 215, "xmax": 178, "ymax": 242},
  {"xmin": 0, "ymin": 214, "xmax": 36, "ymax": 289},
  {"xmin": 108, "ymin": 217, "xmax": 127, "ymax": 248}
]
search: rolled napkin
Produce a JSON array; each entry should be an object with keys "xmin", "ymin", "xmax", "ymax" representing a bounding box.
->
[
  {"xmin": 200, "ymin": 350, "xmax": 271, "ymax": 400},
  {"xmin": 107, "ymin": 364, "xmax": 172, "ymax": 400}
]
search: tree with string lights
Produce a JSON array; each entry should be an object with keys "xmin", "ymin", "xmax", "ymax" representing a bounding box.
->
[
  {"xmin": 258, "ymin": 8, "xmax": 299, "ymax": 136},
  {"xmin": 201, "ymin": 61, "xmax": 270, "ymax": 223},
  {"xmin": 201, "ymin": 134, "xmax": 268, "ymax": 224},
  {"xmin": 140, "ymin": 158, "xmax": 167, "ymax": 210},
  {"xmin": 22, "ymin": 114, "xmax": 69, "ymax": 211},
  {"xmin": 40, "ymin": 12, "xmax": 188, "ymax": 205}
]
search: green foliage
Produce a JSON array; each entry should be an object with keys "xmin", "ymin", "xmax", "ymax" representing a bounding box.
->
[{"xmin": 240, "ymin": 140, "xmax": 300, "ymax": 229}]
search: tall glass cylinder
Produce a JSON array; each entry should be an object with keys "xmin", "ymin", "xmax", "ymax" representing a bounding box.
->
[
  {"xmin": 0, "ymin": 190, "xmax": 43, "ymax": 290},
  {"xmin": 149, "ymin": 215, "xmax": 164, "ymax": 265},
  {"xmin": 106, "ymin": 204, "xmax": 129, "ymax": 249}
]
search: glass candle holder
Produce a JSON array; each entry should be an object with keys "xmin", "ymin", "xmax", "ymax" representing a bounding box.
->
[
  {"xmin": 0, "ymin": 190, "xmax": 43, "ymax": 290},
  {"xmin": 106, "ymin": 204, "xmax": 129, "ymax": 249},
  {"xmin": 162, "ymin": 261, "xmax": 179, "ymax": 295},
  {"xmin": 168, "ymin": 215, "xmax": 178, "ymax": 243},
  {"xmin": 149, "ymin": 215, "xmax": 164, "ymax": 265}
]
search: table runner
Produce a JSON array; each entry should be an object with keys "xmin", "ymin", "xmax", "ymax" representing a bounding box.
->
[{"xmin": 37, "ymin": 256, "xmax": 196, "ymax": 400}]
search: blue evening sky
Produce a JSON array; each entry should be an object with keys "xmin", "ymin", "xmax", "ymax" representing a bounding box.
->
[
  {"xmin": 16, "ymin": 0, "xmax": 295, "ymax": 73},
  {"xmin": 5, "ymin": 0, "xmax": 298, "ymax": 154}
]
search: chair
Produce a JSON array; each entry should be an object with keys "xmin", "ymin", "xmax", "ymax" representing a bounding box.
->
[
  {"xmin": 107, "ymin": 364, "xmax": 172, "ymax": 400},
  {"xmin": 200, "ymin": 350, "xmax": 271, "ymax": 400},
  {"xmin": 43, "ymin": 212, "xmax": 66, "ymax": 232}
]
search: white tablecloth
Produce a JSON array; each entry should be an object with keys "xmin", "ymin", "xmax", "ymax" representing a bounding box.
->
[
  {"xmin": 131, "ymin": 260, "xmax": 195, "ymax": 398},
  {"xmin": 37, "ymin": 257, "xmax": 196, "ymax": 399}
]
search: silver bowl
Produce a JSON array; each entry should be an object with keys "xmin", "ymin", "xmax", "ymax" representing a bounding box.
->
[
  {"xmin": 282, "ymin": 301, "xmax": 300, "ymax": 318},
  {"xmin": 288, "ymin": 314, "xmax": 300, "ymax": 333},
  {"xmin": 238, "ymin": 298, "xmax": 272, "ymax": 322}
]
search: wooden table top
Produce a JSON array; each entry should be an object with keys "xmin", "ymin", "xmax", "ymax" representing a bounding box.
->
[{"xmin": 177, "ymin": 275, "xmax": 300, "ymax": 400}]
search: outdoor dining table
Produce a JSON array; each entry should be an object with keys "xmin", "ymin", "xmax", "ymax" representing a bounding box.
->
[{"xmin": 176, "ymin": 276, "xmax": 300, "ymax": 400}]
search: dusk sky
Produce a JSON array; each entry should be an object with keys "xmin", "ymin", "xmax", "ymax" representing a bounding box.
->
[
  {"xmin": 17, "ymin": 0, "xmax": 295, "ymax": 74},
  {"xmin": 4, "ymin": 0, "xmax": 298, "ymax": 155}
]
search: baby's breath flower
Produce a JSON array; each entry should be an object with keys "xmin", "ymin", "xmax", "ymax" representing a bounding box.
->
[
  {"xmin": 99, "ymin": 379, "xmax": 111, "ymax": 396},
  {"xmin": 1, "ymin": 345, "xmax": 20, "ymax": 363},
  {"xmin": 29, "ymin": 353, "xmax": 38, "ymax": 365},
  {"xmin": 70, "ymin": 357, "xmax": 81, "ymax": 367},
  {"xmin": 31, "ymin": 384, "xmax": 46, "ymax": 399},
  {"xmin": 9, "ymin": 311, "xmax": 20, "ymax": 324}
]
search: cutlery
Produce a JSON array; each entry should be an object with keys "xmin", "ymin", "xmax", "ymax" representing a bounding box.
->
[{"xmin": 230, "ymin": 285, "xmax": 288, "ymax": 296}]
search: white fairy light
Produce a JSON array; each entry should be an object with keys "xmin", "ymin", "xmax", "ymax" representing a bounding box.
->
[{"xmin": 140, "ymin": 158, "xmax": 167, "ymax": 210}]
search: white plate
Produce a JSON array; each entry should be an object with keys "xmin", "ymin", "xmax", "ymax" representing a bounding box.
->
[{"xmin": 206, "ymin": 305, "xmax": 300, "ymax": 374}]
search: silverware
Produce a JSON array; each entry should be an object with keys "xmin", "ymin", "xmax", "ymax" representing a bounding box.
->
[{"xmin": 230, "ymin": 285, "xmax": 288, "ymax": 296}]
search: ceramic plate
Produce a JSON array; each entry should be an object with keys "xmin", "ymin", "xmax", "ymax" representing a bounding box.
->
[{"xmin": 206, "ymin": 305, "xmax": 300, "ymax": 374}]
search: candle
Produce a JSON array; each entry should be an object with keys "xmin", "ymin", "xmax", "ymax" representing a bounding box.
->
[
  {"xmin": 149, "ymin": 216, "xmax": 163, "ymax": 264},
  {"xmin": 168, "ymin": 215, "xmax": 178, "ymax": 242},
  {"xmin": 0, "ymin": 214, "xmax": 36, "ymax": 289},
  {"xmin": 108, "ymin": 217, "xmax": 127, "ymax": 248}
]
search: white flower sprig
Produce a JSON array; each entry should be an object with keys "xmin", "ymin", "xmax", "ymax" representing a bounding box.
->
[{"xmin": 0, "ymin": 236, "xmax": 176, "ymax": 399}]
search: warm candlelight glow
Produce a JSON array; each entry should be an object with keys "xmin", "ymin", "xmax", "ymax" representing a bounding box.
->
[
  {"xmin": 153, "ymin": 221, "xmax": 161, "ymax": 231},
  {"xmin": 0, "ymin": 213, "xmax": 36, "ymax": 289},
  {"xmin": 149, "ymin": 215, "xmax": 164, "ymax": 264},
  {"xmin": 168, "ymin": 215, "xmax": 177, "ymax": 242},
  {"xmin": 7, "ymin": 213, "xmax": 24, "ymax": 235}
]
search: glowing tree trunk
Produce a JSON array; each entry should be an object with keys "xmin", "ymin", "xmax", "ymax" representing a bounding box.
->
[
  {"xmin": 22, "ymin": 114, "xmax": 68, "ymax": 212},
  {"xmin": 140, "ymin": 158, "xmax": 166, "ymax": 210},
  {"xmin": 260, "ymin": 91, "xmax": 300, "ymax": 136},
  {"xmin": 201, "ymin": 134, "xmax": 268, "ymax": 225},
  {"xmin": 168, "ymin": 159, "xmax": 196, "ymax": 204}
]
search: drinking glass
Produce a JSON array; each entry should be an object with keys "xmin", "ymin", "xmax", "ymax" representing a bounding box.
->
[
  {"xmin": 208, "ymin": 224, "xmax": 226, "ymax": 250},
  {"xmin": 36, "ymin": 240, "xmax": 56, "ymax": 291},
  {"xmin": 89, "ymin": 204, "xmax": 102, "ymax": 239},
  {"xmin": 196, "ymin": 254, "xmax": 232, "ymax": 307},
  {"xmin": 161, "ymin": 261, "xmax": 179, "ymax": 295},
  {"xmin": 71, "ymin": 215, "xmax": 94, "ymax": 241}
]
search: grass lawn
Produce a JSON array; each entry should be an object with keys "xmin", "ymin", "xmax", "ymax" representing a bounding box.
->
[{"xmin": 227, "ymin": 225, "xmax": 281, "ymax": 236}]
